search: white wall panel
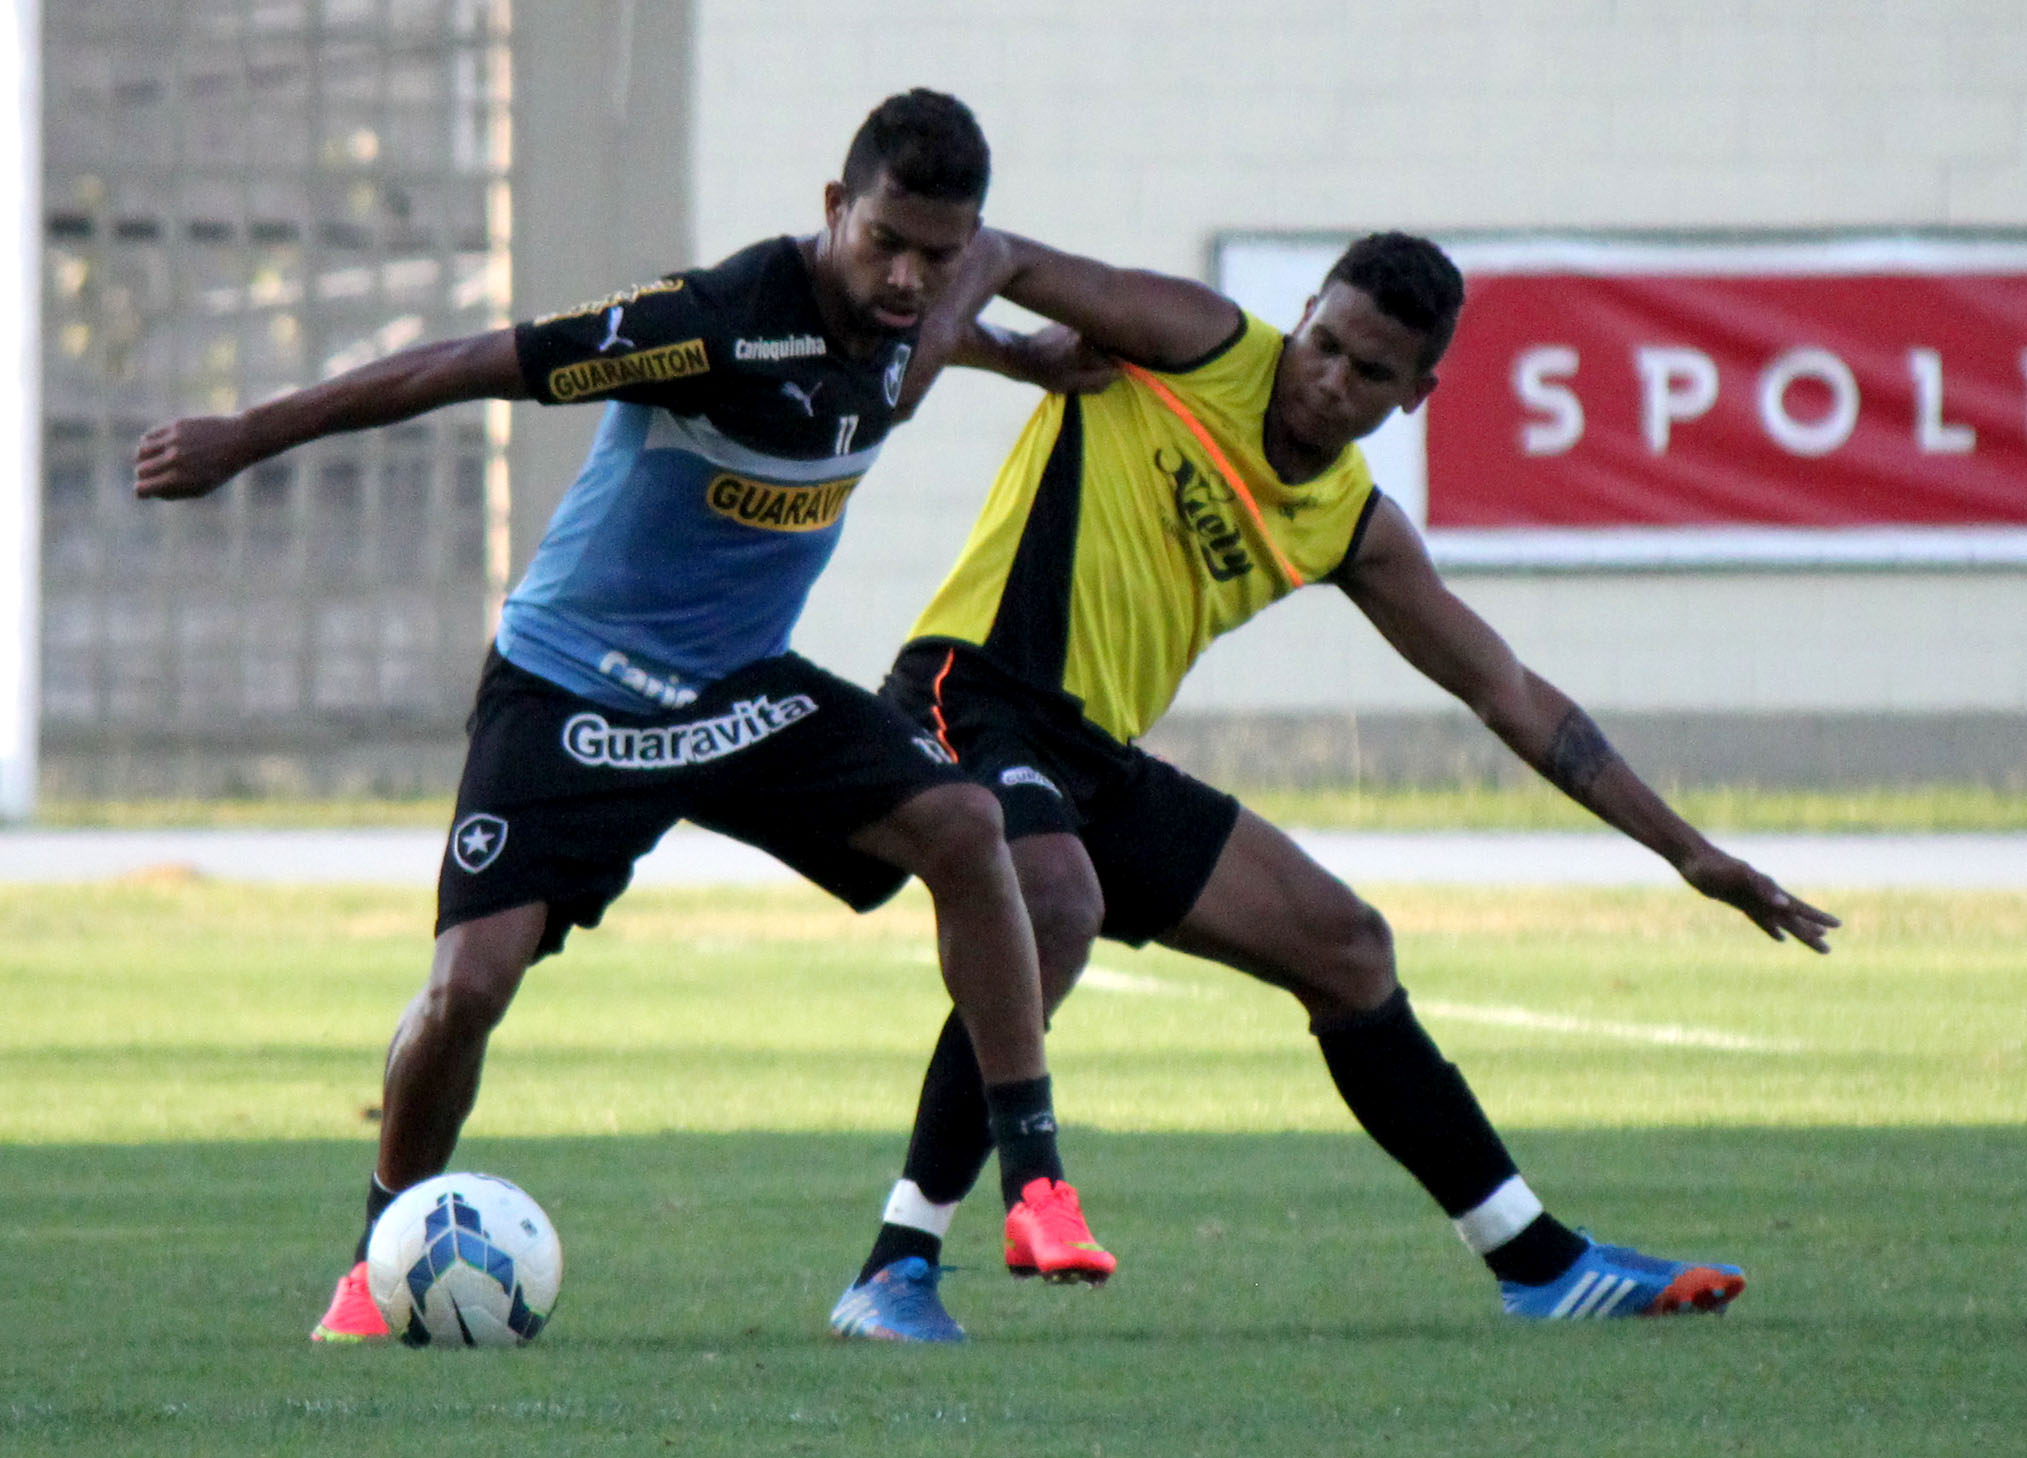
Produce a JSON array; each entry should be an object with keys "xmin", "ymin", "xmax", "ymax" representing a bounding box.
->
[{"xmin": 684, "ymin": 0, "xmax": 2027, "ymax": 713}]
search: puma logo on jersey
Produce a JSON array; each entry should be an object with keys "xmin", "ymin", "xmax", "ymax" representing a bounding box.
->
[
  {"xmin": 780, "ymin": 379, "xmax": 823, "ymax": 416},
  {"xmin": 596, "ymin": 305, "xmax": 635, "ymax": 354}
]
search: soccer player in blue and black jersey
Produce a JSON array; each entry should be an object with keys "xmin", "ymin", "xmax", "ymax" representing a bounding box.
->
[{"xmin": 135, "ymin": 90, "xmax": 1117, "ymax": 1342}]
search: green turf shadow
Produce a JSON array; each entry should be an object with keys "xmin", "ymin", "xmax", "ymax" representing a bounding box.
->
[{"xmin": 4, "ymin": 1126, "xmax": 2022, "ymax": 1458}]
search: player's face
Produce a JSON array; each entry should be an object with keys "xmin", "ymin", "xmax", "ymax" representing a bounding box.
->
[
  {"xmin": 1274, "ymin": 282, "xmax": 1437, "ymax": 453},
  {"xmin": 821, "ymin": 170, "xmax": 981, "ymax": 340}
]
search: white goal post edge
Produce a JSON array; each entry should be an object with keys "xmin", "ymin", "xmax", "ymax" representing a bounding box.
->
[{"xmin": 0, "ymin": 0, "xmax": 41, "ymax": 822}]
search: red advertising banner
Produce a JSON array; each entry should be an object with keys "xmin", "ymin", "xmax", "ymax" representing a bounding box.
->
[
  {"xmin": 1217, "ymin": 235, "xmax": 2027, "ymax": 565},
  {"xmin": 1425, "ymin": 260, "xmax": 2027, "ymax": 530}
]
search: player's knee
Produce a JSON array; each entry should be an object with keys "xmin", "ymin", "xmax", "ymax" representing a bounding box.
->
[
  {"xmin": 1025, "ymin": 880, "xmax": 1102, "ymax": 1004},
  {"xmin": 1344, "ymin": 898, "xmax": 1396, "ymax": 974},
  {"xmin": 1009, "ymin": 837, "xmax": 1104, "ymax": 1003},
  {"xmin": 907, "ymin": 782, "xmax": 1009, "ymax": 887},
  {"xmin": 1312, "ymin": 897, "xmax": 1397, "ymax": 1008},
  {"xmin": 433, "ymin": 971, "xmax": 516, "ymax": 1038},
  {"xmin": 426, "ymin": 937, "xmax": 527, "ymax": 1038}
]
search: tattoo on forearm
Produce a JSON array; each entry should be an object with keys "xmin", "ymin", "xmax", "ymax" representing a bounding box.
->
[{"xmin": 1543, "ymin": 707, "xmax": 1619, "ymax": 798}]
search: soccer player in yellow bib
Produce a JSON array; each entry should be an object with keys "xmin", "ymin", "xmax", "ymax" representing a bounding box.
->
[{"xmin": 826, "ymin": 230, "xmax": 1839, "ymax": 1342}]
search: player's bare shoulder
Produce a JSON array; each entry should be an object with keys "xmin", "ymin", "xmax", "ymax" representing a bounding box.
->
[{"xmin": 1329, "ymin": 493, "xmax": 1430, "ymax": 590}]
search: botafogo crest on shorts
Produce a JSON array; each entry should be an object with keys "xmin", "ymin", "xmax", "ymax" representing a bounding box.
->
[{"xmin": 449, "ymin": 814, "xmax": 509, "ymax": 873}]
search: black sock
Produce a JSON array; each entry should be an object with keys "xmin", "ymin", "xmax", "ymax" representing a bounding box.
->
[
  {"xmin": 901, "ymin": 1011, "xmax": 996, "ymax": 1203},
  {"xmin": 352, "ymin": 1174, "xmax": 399, "ymax": 1263},
  {"xmin": 857, "ymin": 1224, "xmax": 945, "ymax": 1286},
  {"xmin": 855, "ymin": 1013, "xmax": 999, "ymax": 1284},
  {"xmin": 1483, "ymin": 1213, "xmax": 1589, "ymax": 1286},
  {"xmin": 1314, "ymin": 986, "xmax": 1536, "ymax": 1216},
  {"xmin": 1315, "ymin": 990, "xmax": 1587, "ymax": 1282},
  {"xmin": 984, "ymin": 1074, "xmax": 1063, "ymax": 1208}
]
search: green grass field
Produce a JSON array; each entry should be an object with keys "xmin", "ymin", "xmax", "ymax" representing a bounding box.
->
[
  {"xmin": 4, "ymin": 878, "xmax": 2024, "ymax": 1456},
  {"xmin": 35, "ymin": 779, "xmax": 2027, "ymax": 831}
]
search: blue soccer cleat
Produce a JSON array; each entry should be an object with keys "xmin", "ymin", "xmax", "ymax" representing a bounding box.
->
[
  {"xmin": 1500, "ymin": 1237, "xmax": 1746, "ymax": 1320},
  {"xmin": 828, "ymin": 1257, "xmax": 967, "ymax": 1343}
]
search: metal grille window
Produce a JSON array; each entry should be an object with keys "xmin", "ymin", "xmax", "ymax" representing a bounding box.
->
[{"xmin": 43, "ymin": 0, "xmax": 511, "ymax": 792}]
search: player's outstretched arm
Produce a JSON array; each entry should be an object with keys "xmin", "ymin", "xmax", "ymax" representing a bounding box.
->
[
  {"xmin": 134, "ymin": 328, "xmax": 526, "ymax": 502},
  {"xmin": 1336, "ymin": 497, "xmax": 1839, "ymax": 952},
  {"xmin": 897, "ymin": 228, "xmax": 1137, "ymax": 417},
  {"xmin": 898, "ymin": 228, "xmax": 1241, "ymax": 417},
  {"xmin": 983, "ymin": 229, "xmax": 1243, "ymax": 370},
  {"xmin": 956, "ymin": 322, "xmax": 1120, "ymax": 394},
  {"xmin": 896, "ymin": 317, "xmax": 1119, "ymax": 419}
]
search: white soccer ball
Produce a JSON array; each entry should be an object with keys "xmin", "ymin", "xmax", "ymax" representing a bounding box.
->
[{"xmin": 365, "ymin": 1172, "xmax": 563, "ymax": 1348}]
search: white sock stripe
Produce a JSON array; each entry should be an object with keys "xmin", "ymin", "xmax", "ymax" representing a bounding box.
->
[
  {"xmin": 882, "ymin": 1179, "xmax": 958, "ymax": 1237},
  {"xmin": 1451, "ymin": 1175, "xmax": 1547, "ymax": 1256}
]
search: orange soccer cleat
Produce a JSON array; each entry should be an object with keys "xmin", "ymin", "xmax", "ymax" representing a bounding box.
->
[
  {"xmin": 1003, "ymin": 1177, "xmax": 1117, "ymax": 1284},
  {"xmin": 310, "ymin": 1260, "xmax": 391, "ymax": 1343}
]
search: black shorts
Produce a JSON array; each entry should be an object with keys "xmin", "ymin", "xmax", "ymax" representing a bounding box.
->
[
  {"xmin": 881, "ymin": 641, "xmax": 1240, "ymax": 946},
  {"xmin": 438, "ymin": 647, "xmax": 967, "ymax": 957}
]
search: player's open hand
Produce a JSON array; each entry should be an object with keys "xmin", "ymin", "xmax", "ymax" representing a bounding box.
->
[
  {"xmin": 133, "ymin": 415, "xmax": 258, "ymax": 501},
  {"xmin": 1677, "ymin": 847, "xmax": 1840, "ymax": 953}
]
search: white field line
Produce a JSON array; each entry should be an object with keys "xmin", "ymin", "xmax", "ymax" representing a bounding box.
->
[
  {"xmin": 911, "ymin": 956, "xmax": 1210, "ymax": 998},
  {"xmin": 1085, "ymin": 967, "xmax": 1802, "ymax": 1052},
  {"xmin": 927, "ymin": 959, "xmax": 1803, "ymax": 1052},
  {"xmin": 1079, "ymin": 966, "xmax": 1199, "ymax": 996},
  {"xmin": 1414, "ymin": 999, "xmax": 1806, "ymax": 1053}
]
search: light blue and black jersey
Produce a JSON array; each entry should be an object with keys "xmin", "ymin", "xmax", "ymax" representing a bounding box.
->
[{"xmin": 498, "ymin": 236, "xmax": 916, "ymax": 712}]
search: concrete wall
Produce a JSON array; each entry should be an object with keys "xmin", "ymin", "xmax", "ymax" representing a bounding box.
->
[
  {"xmin": 657, "ymin": 0, "xmax": 2027, "ymax": 785},
  {"xmin": 509, "ymin": 0, "xmax": 696, "ymax": 572}
]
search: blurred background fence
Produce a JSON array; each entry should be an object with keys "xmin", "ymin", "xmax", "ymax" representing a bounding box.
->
[{"xmin": 27, "ymin": 0, "xmax": 2027, "ymax": 801}]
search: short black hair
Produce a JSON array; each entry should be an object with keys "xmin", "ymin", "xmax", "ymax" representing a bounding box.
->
[
  {"xmin": 840, "ymin": 89, "xmax": 991, "ymax": 205},
  {"xmin": 1324, "ymin": 232, "xmax": 1465, "ymax": 371}
]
